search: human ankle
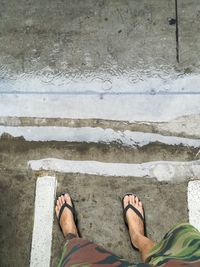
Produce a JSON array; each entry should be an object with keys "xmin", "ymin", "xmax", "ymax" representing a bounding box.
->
[
  {"xmin": 63, "ymin": 228, "xmax": 77, "ymax": 237},
  {"xmin": 129, "ymin": 232, "xmax": 143, "ymax": 248}
]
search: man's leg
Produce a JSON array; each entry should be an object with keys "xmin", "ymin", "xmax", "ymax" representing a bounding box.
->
[
  {"xmin": 123, "ymin": 195, "xmax": 156, "ymax": 262},
  {"xmin": 55, "ymin": 194, "xmax": 133, "ymax": 267}
]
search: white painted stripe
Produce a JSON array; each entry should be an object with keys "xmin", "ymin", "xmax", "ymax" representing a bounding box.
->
[
  {"xmin": 30, "ymin": 176, "xmax": 57, "ymax": 267},
  {"xmin": 1, "ymin": 95, "xmax": 200, "ymax": 122},
  {"xmin": 1, "ymin": 126, "xmax": 200, "ymax": 148},
  {"xmin": 188, "ymin": 181, "xmax": 200, "ymax": 231},
  {"xmin": 28, "ymin": 158, "xmax": 200, "ymax": 182}
]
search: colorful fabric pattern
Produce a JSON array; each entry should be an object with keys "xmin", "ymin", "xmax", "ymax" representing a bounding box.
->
[
  {"xmin": 146, "ymin": 223, "xmax": 200, "ymax": 266},
  {"xmin": 56, "ymin": 223, "xmax": 200, "ymax": 267},
  {"xmin": 56, "ymin": 238, "xmax": 142, "ymax": 267}
]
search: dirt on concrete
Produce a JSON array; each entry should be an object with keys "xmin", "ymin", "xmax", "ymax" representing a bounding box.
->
[{"xmin": 0, "ymin": 169, "xmax": 35, "ymax": 267}]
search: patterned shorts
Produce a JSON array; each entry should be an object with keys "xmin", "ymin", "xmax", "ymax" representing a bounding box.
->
[{"xmin": 56, "ymin": 223, "xmax": 200, "ymax": 267}]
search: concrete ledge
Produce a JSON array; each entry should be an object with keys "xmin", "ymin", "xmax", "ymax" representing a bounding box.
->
[
  {"xmin": 188, "ymin": 180, "xmax": 200, "ymax": 231},
  {"xmin": 30, "ymin": 176, "xmax": 57, "ymax": 267}
]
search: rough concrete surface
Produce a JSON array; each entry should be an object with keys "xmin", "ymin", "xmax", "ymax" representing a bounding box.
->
[
  {"xmin": 52, "ymin": 173, "xmax": 188, "ymax": 265},
  {"xmin": 0, "ymin": 0, "xmax": 200, "ymax": 266},
  {"xmin": 0, "ymin": 0, "xmax": 200, "ymax": 83},
  {"xmin": 0, "ymin": 167, "xmax": 34, "ymax": 267},
  {"xmin": 0, "ymin": 136, "xmax": 194, "ymax": 266}
]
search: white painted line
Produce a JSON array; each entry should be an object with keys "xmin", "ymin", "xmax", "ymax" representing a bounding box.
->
[
  {"xmin": 30, "ymin": 176, "xmax": 57, "ymax": 267},
  {"xmin": 188, "ymin": 181, "xmax": 200, "ymax": 231},
  {"xmin": 1, "ymin": 126, "xmax": 200, "ymax": 148},
  {"xmin": 1, "ymin": 94, "xmax": 200, "ymax": 122},
  {"xmin": 28, "ymin": 158, "xmax": 200, "ymax": 182}
]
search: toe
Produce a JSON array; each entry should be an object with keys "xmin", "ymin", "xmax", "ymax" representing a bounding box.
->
[
  {"xmin": 57, "ymin": 199, "xmax": 61, "ymax": 209},
  {"xmin": 55, "ymin": 205, "xmax": 59, "ymax": 218},
  {"xmin": 130, "ymin": 195, "xmax": 135, "ymax": 206},
  {"xmin": 58, "ymin": 196, "xmax": 63, "ymax": 206},
  {"xmin": 64, "ymin": 193, "xmax": 72, "ymax": 206},
  {"xmin": 135, "ymin": 196, "xmax": 139, "ymax": 206},
  {"xmin": 123, "ymin": 195, "xmax": 129, "ymax": 208},
  {"xmin": 60, "ymin": 195, "xmax": 65, "ymax": 205}
]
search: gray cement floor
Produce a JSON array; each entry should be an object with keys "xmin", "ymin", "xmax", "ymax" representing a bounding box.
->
[
  {"xmin": 52, "ymin": 174, "xmax": 188, "ymax": 266},
  {"xmin": 0, "ymin": 136, "xmax": 192, "ymax": 266},
  {"xmin": 0, "ymin": 0, "xmax": 200, "ymax": 92},
  {"xmin": 0, "ymin": 0, "xmax": 200, "ymax": 266}
]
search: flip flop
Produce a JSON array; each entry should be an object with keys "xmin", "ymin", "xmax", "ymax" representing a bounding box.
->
[
  {"xmin": 122, "ymin": 193, "xmax": 146, "ymax": 250},
  {"xmin": 57, "ymin": 193, "xmax": 78, "ymax": 226}
]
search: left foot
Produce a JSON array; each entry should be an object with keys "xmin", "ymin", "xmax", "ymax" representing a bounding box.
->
[{"xmin": 55, "ymin": 194, "xmax": 78, "ymax": 237}]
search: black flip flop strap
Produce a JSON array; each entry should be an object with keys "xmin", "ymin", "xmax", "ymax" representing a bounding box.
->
[
  {"xmin": 124, "ymin": 204, "xmax": 144, "ymax": 223},
  {"xmin": 58, "ymin": 202, "xmax": 75, "ymax": 223}
]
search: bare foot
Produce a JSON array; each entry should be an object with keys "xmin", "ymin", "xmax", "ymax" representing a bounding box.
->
[
  {"xmin": 123, "ymin": 195, "xmax": 145, "ymax": 249},
  {"xmin": 55, "ymin": 194, "xmax": 78, "ymax": 237}
]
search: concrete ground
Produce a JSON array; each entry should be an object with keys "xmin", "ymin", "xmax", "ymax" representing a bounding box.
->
[
  {"xmin": 0, "ymin": 0, "xmax": 200, "ymax": 266},
  {"xmin": 0, "ymin": 135, "xmax": 193, "ymax": 266}
]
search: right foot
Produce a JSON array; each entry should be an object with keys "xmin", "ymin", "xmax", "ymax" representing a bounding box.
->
[
  {"xmin": 55, "ymin": 194, "xmax": 78, "ymax": 237},
  {"xmin": 123, "ymin": 195, "xmax": 145, "ymax": 249}
]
